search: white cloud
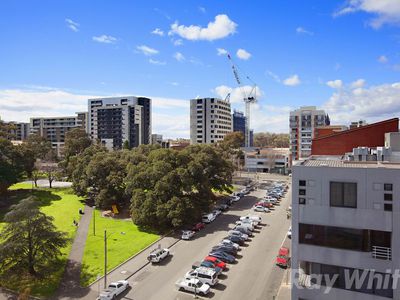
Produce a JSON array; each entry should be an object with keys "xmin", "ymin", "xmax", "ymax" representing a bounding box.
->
[
  {"xmin": 351, "ymin": 79, "xmax": 366, "ymax": 88},
  {"xmin": 213, "ymin": 85, "xmax": 263, "ymax": 104},
  {"xmin": 92, "ymin": 35, "xmax": 117, "ymax": 44},
  {"xmin": 378, "ymin": 55, "xmax": 389, "ymax": 63},
  {"xmin": 296, "ymin": 26, "xmax": 314, "ymax": 35},
  {"xmin": 265, "ymin": 70, "xmax": 281, "ymax": 83},
  {"xmin": 136, "ymin": 45, "xmax": 159, "ymax": 56},
  {"xmin": 283, "ymin": 74, "xmax": 301, "ymax": 86},
  {"xmin": 151, "ymin": 28, "xmax": 164, "ymax": 36},
  {"xmin": 236, "ymin": 48, "xmax": 251, "ymax": 60},
  {"xmin": 334, "ymin": 0, "xmax": 400, "ymax": 28},
  {"xmin": 173, "ymin": 39, "xmax": 183, "ymax": 46},
  {"xmin": 65, "ymin": 18, "xmax": 79, "ymax": 32},
  {"xmin": 326, "ymin": 79, "xmax": 343, "ymax": 89},
  {"xmin": 169, "ymin": 14, "xmax": 237, "ymax": 41},
  {"xmin": 217, "ymin": 48, "xmax": 228, "ymax": 56},
  {"xmin": 149, "ymin": 59, "xmax": 166, "ymax": 65},
  {"xmin": 173, "ymin": 52, "xmax": 185, "ymax": 62},
  {"xmin": 323, "ymin": 81, "xmax": 400, "ymax": 123}
]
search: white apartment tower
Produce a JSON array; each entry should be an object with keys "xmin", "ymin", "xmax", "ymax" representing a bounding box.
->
[
  {"xmin": 291, "ymin": 152, "xmax": 400, "ymax": 299},
  {"xmin": 290, "ymin": 106, "xmax": 329, "ymax": 160},
  {"xmin": 190, "ymin": 97, "xmax": 232, "ymax": 144}
]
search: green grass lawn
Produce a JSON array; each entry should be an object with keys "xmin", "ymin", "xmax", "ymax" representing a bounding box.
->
[
  {"xmin": 0, "ymin": 183, "xmax": 85, "ymax": 297},
  {"xmin": 80, "ymin": 210, "xmax": 159, "ymax": 286}
]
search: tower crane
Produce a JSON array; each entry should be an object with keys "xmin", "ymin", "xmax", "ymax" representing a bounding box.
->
[{"xmin": 226, "ymin": 54, "xmax": 257, "ymax": 147}]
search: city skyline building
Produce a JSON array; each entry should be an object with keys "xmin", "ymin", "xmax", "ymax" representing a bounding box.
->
[{"xmin": 190, "ymin": 97, "xmax": 232, "ymax": 144}]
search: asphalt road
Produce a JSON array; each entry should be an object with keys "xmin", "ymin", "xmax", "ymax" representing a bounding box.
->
[{"xmin": 114, "ymin": 179, "xmax": 292, "ymax": 300}]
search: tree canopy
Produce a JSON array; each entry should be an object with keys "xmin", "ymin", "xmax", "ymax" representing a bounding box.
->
[
  {"xmin": 253, "ymin": 132, "xmax": 289, "ymax": 148},
  {"xmin": 0, "ymin": 197, "xmax": 68, "ymax": 276}
]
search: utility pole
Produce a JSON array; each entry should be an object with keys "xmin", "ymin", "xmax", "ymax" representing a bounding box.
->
[
  {"xmin": 93, "ymin": 205, "xmax": 96, "ymax": 236},
  {"xmin": 104, "ymin": 229, "xmax": 107, "ymax": 289}
]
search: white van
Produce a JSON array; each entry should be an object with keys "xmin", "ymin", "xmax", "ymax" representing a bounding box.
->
[
  {"xmin": 202, "ymin": 213, "xmax": 215, "ymax": 224},
  {"xmin": 185, "ymin": 267, "xmax": 219, "ymax": 286}
]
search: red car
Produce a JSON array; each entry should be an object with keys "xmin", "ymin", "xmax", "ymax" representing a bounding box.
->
[
  {"xmin": 204, "ymin": 256, "xmax": 227, "ymax": 270},
  {"xmin": 256, "ymin": 201, "xmax": 273, "ymax": 208},
  {"xmin": 192, "ymin": 222, "xmax": 205, "ymax": 231},
  {"xmin": 276, "ymin": 247, "xmax": 290, "ymax": 268}
]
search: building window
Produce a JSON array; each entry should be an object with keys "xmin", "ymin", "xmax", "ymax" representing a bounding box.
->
[
  {"xmin": 197, "ymin": 99, "xmax": 202, "ymax": 104},
  {"xmin": 299, "ymin": 189, "xmax": 306, "ymax": 195},
  {"xmin": 299, "ymin": 180, "xmax": 306, "ymax": 186},
  {"xmin": 299, "ymin": 198, "xmax": 306, "ymax": 205},
  {"xmin": 384, "ymin": 183, "xmax": 393, "ymax": 191},
  {"xmin": 384, "ymin": 193, "xmax": 393, "ymax": 201},
  {"xmin": 330, "ymin": 182, "xmax": 357, "ymax": 208},
  {"xmin": 384, "ymin": 203, "xmax": 392, "ymax": 211}
]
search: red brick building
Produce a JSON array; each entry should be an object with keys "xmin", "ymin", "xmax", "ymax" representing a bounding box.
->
[
  {"xmin": 311, "ymin": 118, "xmax": 399, "ymax": 156},
  {"xmin": 314, "ymin": 125, "xmax": 348, "ymax": 139}
]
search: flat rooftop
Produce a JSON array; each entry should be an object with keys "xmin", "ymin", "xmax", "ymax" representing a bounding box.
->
[{"xmin": 299, "ymin": 159, "xmax": 400, "ymax": 169}]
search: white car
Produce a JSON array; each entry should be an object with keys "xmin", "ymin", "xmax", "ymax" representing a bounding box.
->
[
  {"xmin": 240, "ymin": 215, "xmax": 261, "ymax": 224},
  {"xmin": 231, "ymin": 196, "xmax": 240, "ymax": 202},
  {"xmin": 219, "ymin": 239, "xmax": 240, "ymax": 250},
  {"xmin": 97, "ymin": 280, "xmax": 129, "ymax": 300},
  {"xmin": 182, "ymin": 230, "xmax": 195, "ymax": 240},
  {"xmin": 228, "ymin": 230, "xmax": 249, "ymax": 240},
  {"xmin": 212, "ymin": 209, "xmax": 222, "ymax": 216},
  {"xmin": 176, "ymin": 278, "xmax": 211, "ymax": 295},
  {"xmin": 235, "ymin": 221, "xmax": 254, "ymax": 231},
  {"xmin": 147, "ymin": 248, "xmax": 170, "ymax": 263},
  {"xmin": 287, "ymin": 226, "xmax": 292, "ymax": 239},
  {"xmin": 253, "ymin": 205, "xmax": 269, "ymax": 212}
]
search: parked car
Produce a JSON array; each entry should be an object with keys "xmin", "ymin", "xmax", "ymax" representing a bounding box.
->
[
  {"xmin": 202, "ymin": 213, "xmax": 215, "ymax": 224},
  {"xmin": 231, "ymin": 195, "xmax": 241, "ymax": 202},
  {"xmin": 219, "ymin": 239, "xmax": 240, "ymax": 250},
  {"xmin": 204, "ymin": 256, "xmax": 227, "ymax": 270},
  {"xmin": 235, "ymin": 221, "xmax": 255, "ymax": 231},
  {"xmin": 256, "ymin": 201, "xmax": 273, "ymax": 209},
  {"xmin": 287, "ymin": 226, "xmax": 292, "ymax": 239},
  {"xmin": 192, "ymin": 261, "xmax": 222, "ymax": 275},
  {"xmin": 192, "ymin": 222, "xmax": 205, "ymax": 232},
  {"xmin": 240, "ymin": 215, "xmax": 262, "ymax": 224},
  {"xmin": 216, "ymin": 203, "xmax": 229, "ymax": 211},
  {"xmin": 176, "ymin": 278, "xmax": 210, "ymax": 295},
  {"xmin": 276, "ymin": 247, "xmax": 290, "ymax": 268},
  {"xmin": 147, "ymin": 248, "xmax": 169, "ymax": 263},
  {"xmin": 212, "ymin": 209, "xmax": 222, "ymax": 216},
  {"xmin": 224, "ymin": 235, "xmax": 245, "ymax": 245},
  {"xmin": 211, "ymin": 245, "xmax": 237, "ymax": 256},
  {"xmin": 234, "ymin": 225, "xmax": 254, "ymax": 236},
  {"xmin": 228, "ymin": 230, "xmax": 249, "ymax": 240},
  {"xmin": 181, "ymin": 230, "xmax": 195, "ymax": 240},
  {"xmin": 253, "ymin": 205, "xmax": 269, "ymax": 212},
  {"xmin": 232, "ymin": 192, "xmax": 243, "ymax": 198},
  {"xmin": 240, "ymin": 188, "xmax": 250, "ymax": 195},
  {"xmin": 208, "ymin": 251, "xmax": 236, "ymax": 263},
  {"xmin": 238, "ymin": 218, "xmax": 258, "ymax": 227},
  {"xmin": 186, "ymin": 267, "xmax": 219, "ymax": 286},
  {"xmin": 97, "ymin": 280, "xmax": 130, "ymax": 300}
]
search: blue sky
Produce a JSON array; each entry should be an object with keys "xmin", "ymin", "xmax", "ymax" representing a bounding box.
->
[{"xmin": 1, "ymin": 0, "xmax": 400, "ymax": 138}]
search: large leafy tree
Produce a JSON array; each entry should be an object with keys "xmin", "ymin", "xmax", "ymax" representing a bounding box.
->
[
  {"xmin": 254, "ymin": 132, "xmax": 289, "ymax": 148},
  {"xmin": 127, "ymin": 145, "xmax": 234, "ymax": 231},
  {"xmin": 0, "ymin": 139, "xmax": 26, "ymax": 195},
  {"xmin": 0, "ymin": 197, "xmax": 68, "ymax": 276}
]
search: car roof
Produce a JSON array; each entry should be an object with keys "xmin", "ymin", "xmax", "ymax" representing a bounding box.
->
[{"xmin": 279, "ymin": 247, "xmax": 289, "ymax": 255}]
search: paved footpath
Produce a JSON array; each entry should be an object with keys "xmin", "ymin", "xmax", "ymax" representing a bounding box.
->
[{"xmin": 54, "ymin": 205, "xmax": 94, "ymax": 300}]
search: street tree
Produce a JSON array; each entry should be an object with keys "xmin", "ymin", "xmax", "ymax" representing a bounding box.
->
[
  {"xmin": 0, "ymin": 197, "xmax": 68, "ymax": 276},
  {"xmin": 0, "ymin": 139, "xmax": 26, "ymax": 195}
]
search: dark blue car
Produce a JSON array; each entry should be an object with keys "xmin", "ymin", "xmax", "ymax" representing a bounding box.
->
[{"xmin": 209, "ymin": 251, "xmax": 236, "ymax": 263}]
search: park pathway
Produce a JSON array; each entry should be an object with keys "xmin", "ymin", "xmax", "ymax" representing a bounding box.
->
[{"xmin": 54, "ymin": 205, "xmax": 93, "ymax": 300}]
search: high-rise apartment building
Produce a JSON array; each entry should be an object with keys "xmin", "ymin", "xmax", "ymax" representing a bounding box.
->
[
  {"xmin": 291, "ymin": 146, "xmax": 400, "ymax": 299},
  {"xmin": 190, "ymin": 97, "xmax": 232, "ymax": 144},
  {"xmin": 4, "ymin": 121, "xmax": 30, "ymax": 141},
  {"xmin": 88, "ymin": 96, "xmax": 151, "ymax": 150},
  {"xmin": 232, "ymin": 110, "xmax": 253, "ymax": 147},
  {"xmin": 289, "ymin": 106, "xmax": 329, "ymax": 160},
  {"xmin": 30, "ymin": 115, "xmax": 86, "ymax": 156}
]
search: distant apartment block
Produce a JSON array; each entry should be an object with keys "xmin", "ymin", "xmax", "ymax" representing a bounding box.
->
[
  {"xmin": 190, "ymin": 97, "xmax": 232, "ymax": 144},
  {"xmin": 289, "ymin": 106, "xmax": 329, "ymax": 160},
  {"xmin": 3, "ymin": 121, "xmax": 30, "ymax": 141},
  {"xmin": 151, "ymin": 134, "xmax": 169, "ymax": 148},
  {"xmin": 232, "ymin": 110, "xmax": 253, "ymax": 147},
  {"xmin": 30, "ymin": 114, "xmax": 86, "ymax": 156},
  {"xmin": 311, "ymin": 118, "xmax": 399, "ymax": 156},
  {"xmin": 88, "ymin": 96, "xmax": 151, "ymax": 150}
]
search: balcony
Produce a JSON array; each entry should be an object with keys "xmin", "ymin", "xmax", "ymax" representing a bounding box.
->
[
  {"xmin": 298, "ymin": 273, "xmax": 312, "ymax": 288},
  {"xmin": 372, "ymin": 246, "xmax": 391, "ymax": 260}
]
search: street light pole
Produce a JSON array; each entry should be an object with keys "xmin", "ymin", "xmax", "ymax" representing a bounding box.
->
[{"xmin": 104, "ymin": 229, "xmax": 107, "ymax": 289}]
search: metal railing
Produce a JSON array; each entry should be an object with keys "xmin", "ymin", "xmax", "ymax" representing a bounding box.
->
[
  {"xmin": 372, "ymin": 245, "xmax": 391, "ymax": 260},
  {"xmin": 298, "ymin": 273, "xmax": 312, "ymax": 288}
]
